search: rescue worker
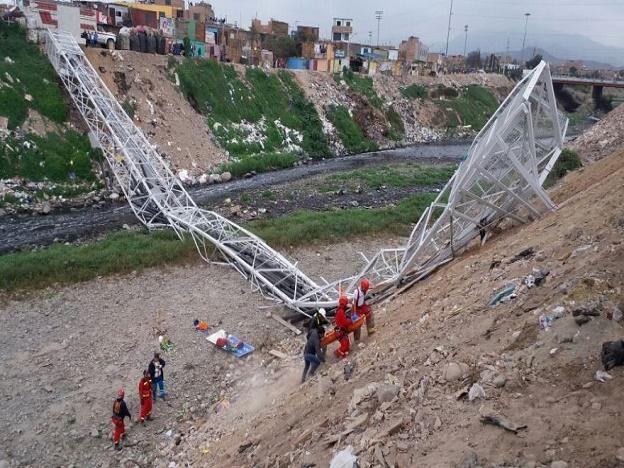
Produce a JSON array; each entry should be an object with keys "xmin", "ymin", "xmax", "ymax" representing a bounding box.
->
[
  {"xmin": 307, "ymin": 308, "xmax": 328, "ymax": 332},
  {"xmin": 353, "ymin": 278, "xmax": 375, "ymax": 339},
  {"xmin": 148, "ymin": 352, "xmax": 166, "ymax": 401},
  {"xmin": 138, "ymin": 370, "xmax": 152, "ymax": 424},
  {"xmin": 301, "ymin": 325, "xmax": 325, "ymax": 383},
  {"xmin": 111, "ymin": 388, "xmax": 131, "ymax": 450},
  {"xmin": 334, "ymin": 295, "xmax": 352, "ymax": 359}
]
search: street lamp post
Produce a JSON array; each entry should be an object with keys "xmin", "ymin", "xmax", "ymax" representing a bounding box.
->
[
  {"xmin": 463, "ymin": 25, "xmax": 468, "ymax": 57},
  {"xmin": 522, "ymin": 13, "xmax": 531, "ymax": 60},
  {"xmin": 375, "ymin": 10, "xmax": 383, "ymax": 47},
  {"xmin": 445, "ymin": 0, "xmax": 454, "ymax": 56}
]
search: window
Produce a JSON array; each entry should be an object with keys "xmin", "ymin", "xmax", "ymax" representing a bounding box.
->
[
  {"xmin": 336, "ymin": 20, "xmax": 341, "ymax": 26},
  {"xmin": 159, "ymin": 12, "xmax": 164, "ymax": 18},
  {"xmin": 116, "ymin": 11, "xmax": 122, "ymax": 16},
  {"xmin": 346, "ymin": 21, "xmax": 350, "ymax": 26},
  {"xmin": 193, "ymin": 13, "xmax": 199, "ymax": 20},
  {"xmin": 333, "ymin": 32, "xmax": 341, "ymax": 41},
  {"xmin": 165, "ymin": 0, "xmax": 171, "ymax": 5},
  {"xmin": 176, "ymin": 9, "xmax": 184, "ymax": 18},
  {"xmin": 343, "ymin": 33, "xmax": 349, "ymax": 41}
]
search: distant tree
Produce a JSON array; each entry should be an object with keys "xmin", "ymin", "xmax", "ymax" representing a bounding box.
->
[
  {"xmin": 183, "ymin": 36, "xmax": 191, "ymax": 57},
  {"xmin": 267, "ymin": 35, "xmax": 297, "ymax": 59},
  {"xmin": 525, "ymin": 54, "xmax": 542, "ymax": 69},
  {"xmin": 569, "ymin": 66, "xmax": 578, "ymax": 76},
  {"xmin": 466, "ymin": 50, "xmax": 481, "ymax": 69}
]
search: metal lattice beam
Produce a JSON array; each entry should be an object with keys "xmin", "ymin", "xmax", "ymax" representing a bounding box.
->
[{"xmin": 45, "ymin": 30, "xmax": 566, "ymax": 314}]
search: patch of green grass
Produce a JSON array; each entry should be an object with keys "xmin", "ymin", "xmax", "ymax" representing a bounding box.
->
[
  {"xmin": 544, "ymin": 148, "xmax": 582, "ymax": 188},
  {"xmin": 219, "ymin": 152, "xmax": 298, "ymax": 178},
  {"xmin": 250, "ymin": 193, "xmax": 436, "ymax": 248},
  {"xmin": 262, "ymin": 189, "xmax": 276, "ymax": 200},
  {"xmin": 121, "ymin": 100, "xmax": 136, "ymax": 120},
  {"xmin": 324, "ymin": 164, "xmax": 456, "ymax": 191},
  {"xmin": 385, "ymin": 107, "xmax": 405, "ymax": 141},
  {"xmin": 1, "ymin": 192, "xmax": 439, "ymax": 292},
  {"xmin": 0, "ymin": 23, "xmax": 68, "ymax": 128},
  {"xmin": 0, "ymin": 130, "xmax": 98, "ymax": 182},
  {"xmin": 174, "ymin": 60, "xmax": 330, "ymax": 158},
  {"xmin": 400, "ymin": 84, "xmax": 427, "ymax": 100},
  {"xmin": 326, "ymin": 105, "xmax": 377, "ymax": 154},
  {"xmin": 0, "ymin": 230, "xmax": 199, "ymax": 292},
  {"xmin": 337, "ymin": 69, "xmax": 383, "ymax": 108},
  {"xmin": 438, "ymin": 85, "xmax": 499, "ymax": 130}
]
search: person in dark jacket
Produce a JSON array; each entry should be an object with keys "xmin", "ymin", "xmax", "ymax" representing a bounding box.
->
[
  {"xmin": 112, "ymin": 388, "xmax": 131, "ymax": 450},
  {"xmin": 148, "ymin": 352, "xmax": 166, "ymax": 401},
  {"xmin": 301, "ymin": 325, "xmax": 325, "ymax": 383}
]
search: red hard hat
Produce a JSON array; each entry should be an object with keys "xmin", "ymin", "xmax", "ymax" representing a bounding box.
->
[
  {"xmin": 117, "ymin": 388, "xmax": 125, "ymax": 398},
  {"xmin": 361, "ymin": 278, "xmax": 370, "ymax": 291},
  {"xmin": 339, "ymin": 295, "xmax": 349, "ymax": 306}
]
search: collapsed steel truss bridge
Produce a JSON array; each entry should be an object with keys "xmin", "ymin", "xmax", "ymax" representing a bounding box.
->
[{"xmin": 45, "ymin": 30, "xmax": 567, "ymax": 315}]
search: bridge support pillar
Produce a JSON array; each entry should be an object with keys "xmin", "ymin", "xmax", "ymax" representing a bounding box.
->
[{"xmin": 592, "ymin": 85, "xmax": 604, "ymax": 107}]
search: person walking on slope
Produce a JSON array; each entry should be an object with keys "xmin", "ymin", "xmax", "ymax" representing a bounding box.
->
[
  {"xmin": 138, "ymin": 370, "xmax": 153, "ymax": 424},
  {"xmin": 111, "ymin": 389, "xmax": 131, "ymax": 450},
  {"xmin": 307, "ymin": 308, "xmax": 328, "ymax": 332},
  {"xmin": 353, "ymin": 278, "xmax": 375, "ymax": 340},
  {"xmin": 148, "ymin": 352, "xmax": 166, "ymax": 401},
  {"xmin": 334, "ymin": 295, "xmax": 353, "ymax": 359},
  {"xmin": 302, "ymin": 325, "xmax": 325, "ymax": 383}
]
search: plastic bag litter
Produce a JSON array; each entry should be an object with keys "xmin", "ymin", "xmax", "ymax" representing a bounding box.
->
[
  {"xmin": 489, "ymin": 283, "xmax": 517, "ymax": 306},
  {"xmin": 330, "ymin": 446, "xmax": 357, "ymax": 468},
  {"xmin": 595, "ymin": 370, "xmax": 613, "ymax": 382},
  {"xmin": 539, "ymin": 306, "xmax": 566, "ymax": 330},
  {"xmin": 468, "ymin": 383, "xmax": 486, "ymax": 401}
]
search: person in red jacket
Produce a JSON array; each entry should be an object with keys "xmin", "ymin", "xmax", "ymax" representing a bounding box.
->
[
  {"xmin": 138, "ymin": 370, "xmax": 153, "ymax": 424},
  {"xmin": 334, "ymin": 295, "xmax": 352, "ymax": 359},
  {"xmin": 353, "ymin": 278, "xmax": 375, "ymax": 340},
  {"xmin": 112, "ymin": 388, "xmax": 131, "ymax": 450}
]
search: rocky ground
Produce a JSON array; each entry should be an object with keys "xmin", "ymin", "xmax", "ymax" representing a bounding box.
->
[
  {"xmin": 189, "ymin": 148, "xmax": 623, "ymax": 468},
  {"xmin": 84, "ymin": 48, "xmax": 227, "ymax": 177},
  {"xmin": 569, "ymin": 102, "xmax": 624, "ymax": 163}
]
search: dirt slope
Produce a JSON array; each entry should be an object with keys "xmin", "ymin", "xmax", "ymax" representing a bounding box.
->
[
  {"xmin": 85, "ymin": 49, "xmax": 226, "ymax": 175},
  {"xmin": 569, "ymin": 103, "xmax": 624, "ymax": 163},
  {"xmin": 171, "ymin": 150, "xmax": 623, "ymax": 467}
]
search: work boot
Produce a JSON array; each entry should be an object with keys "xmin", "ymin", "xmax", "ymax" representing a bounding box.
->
[{"xmin": 114, "ymin": 443, "xmax": 122, "ymax": 451}]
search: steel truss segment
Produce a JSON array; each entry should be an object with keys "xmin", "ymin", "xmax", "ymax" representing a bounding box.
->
[{"xmin": 45, "ymin": 31, "xmax": 566, "ymax": 315}]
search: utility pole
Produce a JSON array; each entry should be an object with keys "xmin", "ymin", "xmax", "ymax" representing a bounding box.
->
[
  {"xmin": 368, "ymin": 30, "xmax": 372, "ymax": 47},
  {"xmin": 505, "ymin": 37, "xmax": 510, "ymax": 58},
  {"xmin": 445, "ymin": 0, "xmax": 454, "ymax": 56},
  {"xmin": 375, "ymin": 10, "xmax": 383, "ymax": 47},
  {"xmin": 463, "ymin": 25, "xmax": 468, "ymax": 57},
  {"xmin": 521, "ymin": 12, "xmax": 531, "ymax": 60}
]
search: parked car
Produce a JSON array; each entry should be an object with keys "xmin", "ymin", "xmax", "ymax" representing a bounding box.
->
[{"xmin": 81, "ymin": 28, "xmax": 117, "ymax": 49}]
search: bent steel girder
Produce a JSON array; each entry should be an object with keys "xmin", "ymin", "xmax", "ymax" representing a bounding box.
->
[
  {"xmin": 45, "ymin": 29, "xmax": 566, "ymax": 316},
  {"xmin": 45, "ymin": 30, "xmax": 336, "ymax": 315},
  {"xmin": 346, "ymin": 61, "xmax": 568, "ymax": 295}
]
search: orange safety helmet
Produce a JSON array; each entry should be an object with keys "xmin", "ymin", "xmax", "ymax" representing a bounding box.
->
[
  {"xmin": 117, "ymin": 388, "xmax": 125, "ymax": 398},
  {"xmin": 338, "ymin": 295, "xmax": 349, "ymax": 307},
  {"xmin": 360, "ymin": 278, "xmax": 370, "ymax": 292}
]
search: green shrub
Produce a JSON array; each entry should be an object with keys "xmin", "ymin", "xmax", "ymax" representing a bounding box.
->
[
  {"xmin": 219, "ymin": 152, "xmax": 298, "ymax": 178},
  {"xmin": 339, "ymin": 69, "xmax": 383, "ymax": 108},
  {"xmin": 0, "ymin": 23, "xmax": 68, "ymax": 128},
  {"xmin": 385, "ymin": 107, "xmax": 405, "ymax": 141},
  {"xmin": 400, "ymin": 84, "xmax": 427, "ymax": 100},
  {"xmin": 326, "ymin": 105, "xmax": 377, "ymax": 154},
  {"xmin": 438, "ymin": 85, "xmax": 499, "ymax": 130},
  {"xmin": 174, "ymin": 60, "xmax": 330, "ymax": 158},
  {"xmin": 544, "ymin": 148, "xmax": 582, "ymax": 187}
]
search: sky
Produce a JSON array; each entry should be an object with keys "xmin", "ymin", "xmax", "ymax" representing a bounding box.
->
[{"xmin": 209, "ymin": 0, "xmax": 624, "ymax": 52}]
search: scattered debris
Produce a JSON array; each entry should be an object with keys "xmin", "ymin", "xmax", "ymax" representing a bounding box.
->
[
  {"xmin": 509, "ymin": 247, "xmax": 534, "ymax": 263},
  {"xmin": 539, "ymin": 306, "xmax": 566, "ymax": 330},
  {"xmin": 595, "ymin": 370, "xmax": 614, "ymax": 383},
  {"xmin": 489, "ymin": 283, "xmax": 517, "ymax": 306},
  {"xmin": 270, "ymin": 314, "xmax": 302, "ymax": 336},
  {"xmin": 480, "ymin": 413, "xmax": 527, "ymax": 434},
  {"xmin": 268, "ymin": 349, "xmax": 288, "ymax": 360},
  {"xmin": 468, "ymin": 383, "xmax": 486, "ymax": 401},
  {"xmin": 601, "ymin": 339, "xmax": 624, "ymax": 370}
]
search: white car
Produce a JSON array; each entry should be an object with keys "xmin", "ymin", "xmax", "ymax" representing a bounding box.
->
[{"xmin": 83, "ymin": 28, "xmax": 117, "ymax": 49}]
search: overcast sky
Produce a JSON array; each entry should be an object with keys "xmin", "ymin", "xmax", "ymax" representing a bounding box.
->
[{"xmin": 210, "ymin": 0, "xmax": 624, "ymax": 51}]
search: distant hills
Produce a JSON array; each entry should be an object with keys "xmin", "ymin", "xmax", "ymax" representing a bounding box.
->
[{"xmin": 430, "ymin": 30, "xmax": 624, "ymax": 69}]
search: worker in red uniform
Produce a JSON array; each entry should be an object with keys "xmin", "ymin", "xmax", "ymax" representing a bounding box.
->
[
  {"xmin": 353, "ymin": 278, "xmax": 375, "ymax": 340},
  {"xmin": 112, "ymin": 388, "xmax": 132, "ymax": 450},
  {"xmin": 138, "ymin": 370, "xmax": 153, "ymax": 424},
  {"xmin": 334, "ymin": 295, "xmax": 352, "ymax": 359}
]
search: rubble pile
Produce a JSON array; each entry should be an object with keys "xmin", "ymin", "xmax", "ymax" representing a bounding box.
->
[{"xmin": 569, "ymin": 103, "xmax": 624, "ymax": 162}]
